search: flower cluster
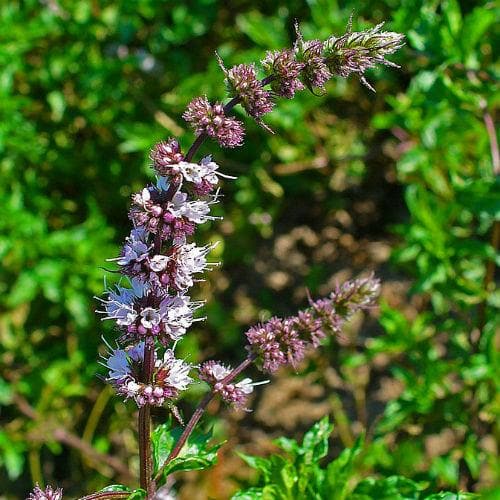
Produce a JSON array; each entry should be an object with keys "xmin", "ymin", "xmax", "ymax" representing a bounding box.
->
[
  {"xmin": 294, "ymin": 24, "xmax": 332, "ymax": 92},
  {"xmin": 246, "ymin": 275, "xmax": 380, "ymax": 373},
  {"xmin": 324, "ymin": 22, "xmax": 405, "ymax": 91},
  {"xmin": 97, "ymin": 280, "xmax": 202, "ymax": 344},
  {"xmin": 129, "ymin": 178, "xmax": 218, "ymax": 244},
  {"xmin": 218, "ymin": 58, "xmax": 274, "ymax": 123},
  {"xmin": 28, "ymin": 484, "xmax": 63, "ymax": 500},
  {"xmin": 103, "ymin": 343, "xmax": 192, "ymax": 407},
  {"xmin": 98, "ymin": 142, "xmax": 233, "ymax": 407},
  {"xmin": 150, "ymin": 138, "xmax": 184, "ymax": 176},
  {"xmin": 199, "ymin": 360, "xmax": 267, "ymax": 409},
  {"xmin": 261, "ymin": 49, "xmax": 305, "ymax": 99},
  {"xmin": 183, "ymin": 96, "xmax": 244, "ymax": 148}
]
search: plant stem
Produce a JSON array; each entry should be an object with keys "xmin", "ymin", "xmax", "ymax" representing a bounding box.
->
[
  {"xmin": 138, "ymin": 339, "xmax": 156, "ymax": 496},
  {"xmin": 154, "ymin": 354, "xmax": 257, "ymax": 482},
  {"xmin": 79, "ymin": 493, "xmax": 130, "ymax": 500},
  {"xmin": 138, "ymin": 180, "xmax": 181, "ymax": 496}
]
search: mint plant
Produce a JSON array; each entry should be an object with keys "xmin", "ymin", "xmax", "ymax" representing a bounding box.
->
[
  {"xmin": 27, "ymin": 19, "xmax": 404, "ymax": 500},
  {"xmin": 233, "ymin": 418, "xmax": 479, "ymax": 499}
]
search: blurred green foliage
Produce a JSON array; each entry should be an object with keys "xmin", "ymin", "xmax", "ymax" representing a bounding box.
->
[{"xmin": 0, "ymin": 0, "xmax": 498, "ymax": 498}]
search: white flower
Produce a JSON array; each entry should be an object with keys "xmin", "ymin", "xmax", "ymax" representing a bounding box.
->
[
  {"xmin": 132, "ymin": 187, "xmax": 151, "ymax": 209},
  {"xmin": 125, "ymin": 380, "xmax": 142, "ymax": 398},
  {"xmin": 176, "ymin": 161, "xmax": 205, "ymax": 184},
  {"xmin": 235, "ymin": 378, "xmax": 258, "ymax": 394},
  {"xmin": 207, "ymin": 362, "xmax": 231, "ymax": 381},
  {"xmin": 159, "ymin": 350, "xmax": 193, "ymax": 391},
  {"xmin": 180, "ymin": 199, "xmax": 211, "ymax": 223},
  {"xmin": 173, "ymin": 243, "xmax": 217, "ymax": 290},
  {"xmin": 150, "ymin": 254, "xmax": 170, "ymax": 272},
  {"xmin": 168, "ymin": 191, "xmax": 218, "ymax": 224},
  {"xmin": 140, "ymin": 307, "xmax": 162, "ymax": 328},
  {"xmin": 159, "ymin": 294, "xmax": 200, "ymax": 339}
]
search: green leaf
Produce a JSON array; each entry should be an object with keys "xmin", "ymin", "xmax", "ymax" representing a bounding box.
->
[
  {"xmin": 323, "ymin": 434, "xmax": 364, "ymax": 499},
  {"xmin": 352, "ymin": 475, "xmax": 427, "ymax": 499},
  {"xmin": 152, "ymin": 419, "xmax": 224, "ymax": 479},
  {"xmin": 231, "ymin": 487, "xmax": 265, "ymax": 499},
  {"xmin": 300, "ymin": 416, "xmax": 333, "ymax": 462}
]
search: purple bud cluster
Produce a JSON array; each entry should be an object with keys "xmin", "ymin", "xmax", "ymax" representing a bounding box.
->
[
  {"xmin": 222, "ymin": 61, "xmax": 274, "ymax": 120},
  {"xmin": 150, "ymin": 138, "xmax": 184, "ymax": 176},
  {"xmin": 181, "ymin": 21, "xmax": 402, "ymax": 150},
  {"xmin": 246, "ymin": 275, "xmax": 380, "ymax": 373},
  {"xmin": 183, "ymin": 96, "xmax": 245, "ymax": 148},
  {"xmin": 261, "ymin": 49, "xmax": 305, "ymax": 99},
  {"xmin": 294, "ymin": 35, "xmax": 332, "ymax": 91}
]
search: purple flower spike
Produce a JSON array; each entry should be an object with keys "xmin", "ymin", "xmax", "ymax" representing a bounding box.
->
[{"xmin": 246, "ymin": 275, "xmax": 380, "ymax": 373}]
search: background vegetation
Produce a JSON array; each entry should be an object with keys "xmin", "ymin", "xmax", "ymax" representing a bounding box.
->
[{"xmin": 0, "ymin": 0, "xmax": 498, "ymax": 498}]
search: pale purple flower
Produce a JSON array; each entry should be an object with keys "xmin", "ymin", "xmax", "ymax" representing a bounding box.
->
[
  {"xmin": 108, "ymin": 228, "xmax": 151, "ymax": 275},
  {"xmin": 28, "ymin": 484, "xmax": 63, "ymax": 500},
  {"xmin": 158, "ymin": 350, "xmax": 193, "ymax": 392},
  {"xmin": 96, "ymin": 279, "xmax": 147, "ymax": 327},
  {"xmin": 183, "ymin": 96, "xmax": 245, "ymax": 148},
  {"xmin": 103, "ymin": 345, "xmax": 192, "ymax": 407},
  {"xmin": 170, "ymin": 242, "xmax": 217, "ymax": 291},
  {"xmin": 261, "ymin": 49, "xmax": 305, "ymax": 99},
  {"xmin": 199, "ymin": 360, "xmax": 267, "ymax": 408},
  {"xmin": 158, "ymin": 294, "xmax": 203, "ymax": 341}
]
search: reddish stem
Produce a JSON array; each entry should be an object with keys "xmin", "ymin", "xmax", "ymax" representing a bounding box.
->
[
  {"xmin": 154, "ymin": 354, "xmax": 257, "ymax": 482},
  {"xmin": 138, "ymin": 339, "xmax": 156, "ymax": 495}
]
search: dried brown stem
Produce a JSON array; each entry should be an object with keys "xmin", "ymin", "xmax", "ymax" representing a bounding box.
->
[{"xmin": 10, "ymin": 393, "xmax": 132, "ymax": 481}]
